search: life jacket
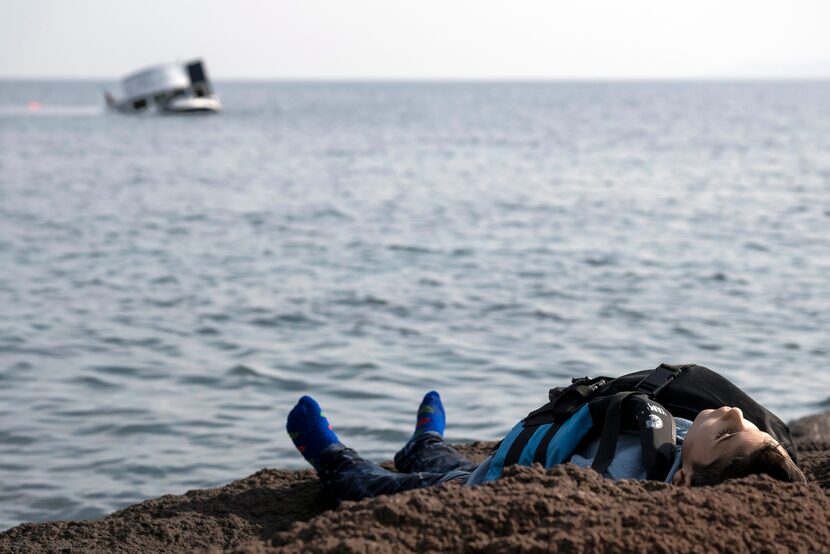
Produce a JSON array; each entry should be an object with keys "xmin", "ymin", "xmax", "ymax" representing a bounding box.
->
[{"xmin": 483, "ymin": 363, "xmax": 798, "ymax": 482}]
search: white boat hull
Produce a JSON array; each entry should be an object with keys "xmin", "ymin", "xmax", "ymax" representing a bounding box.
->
[{"xmin": 163, "ymin": 96, "xmax": 222, "ymax": 114}]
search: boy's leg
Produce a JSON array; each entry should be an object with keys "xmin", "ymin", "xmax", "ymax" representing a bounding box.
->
[
  {"xmin": 318, "ymin": 444, "xmax": 461, "ymax": 502},
  {"xmin": 287, "ymin": 395, "xmax": 469, "ymax": 503},
  {"xmin": 393, "ymin": 391, "xmax": 477, "ymax": 474},
  {"xmin": 394, "ymin": 432, "xmax": 478, "ymax": 474}
]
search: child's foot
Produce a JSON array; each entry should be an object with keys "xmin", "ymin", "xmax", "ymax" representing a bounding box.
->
[
  {"xmin": 286, "ymin": 395, "xmax": 340, "ymax": 468},
  {"xmin": 413, "ymin": 390, "xmax": 446, "ymax": 437}
]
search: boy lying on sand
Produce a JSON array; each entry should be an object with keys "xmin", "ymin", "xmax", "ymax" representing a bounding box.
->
[{"xmin": 287, "ymin": 364, "xmax": 805, "ymax": 502}]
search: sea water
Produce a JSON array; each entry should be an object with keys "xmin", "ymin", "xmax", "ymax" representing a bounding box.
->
[{"xmin": 1, "ymin": 80, "xmax": 829, "ymax": 530}]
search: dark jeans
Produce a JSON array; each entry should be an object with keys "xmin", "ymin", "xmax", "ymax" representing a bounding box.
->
[{"xmin": 316, "ymin": 432, "xmax": 479, "ymax": 502}]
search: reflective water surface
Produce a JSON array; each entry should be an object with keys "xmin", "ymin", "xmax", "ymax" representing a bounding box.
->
[{"xmin": 1, "ymin": 80, "xmax": 829, "ymax": 529}]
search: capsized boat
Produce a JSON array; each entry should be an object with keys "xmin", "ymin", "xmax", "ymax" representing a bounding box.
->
[{"xmin": 105, "ymin": 59, "xmax": 221, "ymax": 114}]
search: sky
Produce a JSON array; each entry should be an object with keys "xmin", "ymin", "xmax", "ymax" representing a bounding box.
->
[{"xmin": 2, "ymin": 0, "xmax": 829, "ymax": 80}]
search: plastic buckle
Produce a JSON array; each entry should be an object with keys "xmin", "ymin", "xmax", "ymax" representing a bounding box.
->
[
  {"xmin": 589, "ymin": 379, "xmax": 607, "ymax": 392},
  {"xmin": 635, "ymin": 365, "xmax": 681, "ymax": 397}
]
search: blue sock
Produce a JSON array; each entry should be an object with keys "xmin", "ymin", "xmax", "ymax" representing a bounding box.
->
[
  {"xmin": 286, "ymin": 396, "xmax": 340, "ymax": 468},
  {"xmin": 414, "ymin": 390, "xmax": 445, "ymax": 437}
]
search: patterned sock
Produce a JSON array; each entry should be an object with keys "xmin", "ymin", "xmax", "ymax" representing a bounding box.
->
[
  {"xmin": 414, "ymin": 390, "xmax": 446, "ymax": 437},
  {"xmin": 286, "ymin": 395, "xmax": 340, "ymax": 468}
]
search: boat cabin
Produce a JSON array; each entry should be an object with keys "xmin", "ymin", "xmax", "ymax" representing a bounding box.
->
[{"xmin": 105, "ymin": 59, "xmax": 221, "ymax": 114}]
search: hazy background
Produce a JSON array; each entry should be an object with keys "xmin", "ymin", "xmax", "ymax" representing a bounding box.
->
[{"xmin": 2, "ymin": 0, "xmax": 830, "ymax": 80}]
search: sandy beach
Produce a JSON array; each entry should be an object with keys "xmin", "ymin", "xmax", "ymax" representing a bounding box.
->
[{"xmin": 2, "ymin": 411, "xmax": 829, "ymax": 553}]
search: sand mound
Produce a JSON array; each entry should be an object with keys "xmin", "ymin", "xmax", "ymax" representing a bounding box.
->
[
  {"xmin": 2, "ymin": 417, "xmax": 829, "ymax": 554},
  {"xmin": 266, "ymin": 464, "xmax": 830, "ymax": 554}
]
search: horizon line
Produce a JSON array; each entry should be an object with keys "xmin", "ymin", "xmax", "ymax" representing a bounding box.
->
[{"xmin": 2, "ymin": 75, "xmax": 830, "ymax": 83}]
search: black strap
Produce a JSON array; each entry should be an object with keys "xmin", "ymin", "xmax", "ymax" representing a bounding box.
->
[
  {"xmin": 590, "ymin": 392, "xmax": 633, "ymax": 476},
  {"xmin": 524, "ymin": 401, "xmax": 557, "ymax": 427},
  {"xmin": 634, "ymin": 398, "xmax": 677, "ymax": 480},
  {"xmin": 533, "ymin": 420, "xmax": 565, "ymax": 465},
  {"xmin": 503, "ymin": 426, "xmax": 537, "ymax": 468},
  {"xmin": 635, "ymin": 364, "xmax": 684, "ymax": 397},
  {"xmin": 525, "ymin": 377, "xmax": 609, "ymax": 427}
]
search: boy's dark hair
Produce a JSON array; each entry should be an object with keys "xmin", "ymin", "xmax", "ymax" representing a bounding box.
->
[{"xmin": 691, "ymin": 442, "xmax": 806, "ymax": 486}]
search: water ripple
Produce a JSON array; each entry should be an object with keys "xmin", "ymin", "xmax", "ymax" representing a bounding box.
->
[{"xmin": 2, "ymin": 80, "xmax": 829, "ymax": 531}]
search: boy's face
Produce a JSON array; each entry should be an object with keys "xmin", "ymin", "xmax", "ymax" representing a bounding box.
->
[{"xmin": 671, "ymin": 406, "xmax": 790, "ymax": 486}]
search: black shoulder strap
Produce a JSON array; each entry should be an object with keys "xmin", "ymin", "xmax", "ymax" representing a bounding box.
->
[
  {"xmin": 524, "ymin": 376, "xmax": 610, "ymax": 427},
  {"xmin": 590, "ymin": 393, "xmax": 676, "ymax": 480},
  {"xmin": 503, "ymin": 426, "xmax": 538, "ymax": 467},
  {"xmin": 533, "ymin": 419, "xmax": 566, "ymax": 465},
  {"xmin": 633, "ymin": 396, "xmax": 677, "ymax": 479},
  {"xmin": 590, "ymin": 392, "xmax": 633, "ymax": 476},
  {"xmin": 591, "ymin": 392, "xmax": 634, "ymax": 475}
]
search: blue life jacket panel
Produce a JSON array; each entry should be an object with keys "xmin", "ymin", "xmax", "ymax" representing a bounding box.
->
[{"xmin": 483, "ymin": 404, "xmax": 594, "ymax": 482}]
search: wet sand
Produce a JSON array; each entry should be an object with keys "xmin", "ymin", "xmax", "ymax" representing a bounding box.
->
[{"xmin": 2, "ymin": 413, "xmax": 829, "ymax": 553}]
